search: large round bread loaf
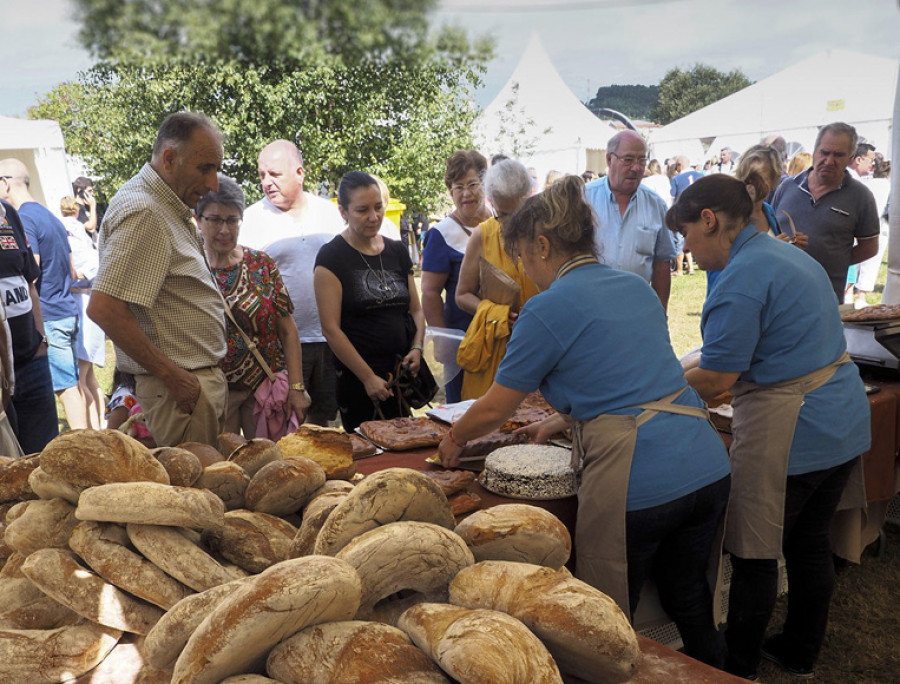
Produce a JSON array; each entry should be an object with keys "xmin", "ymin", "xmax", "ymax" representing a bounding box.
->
[
  {"xmin": 288, "ymin": 491, "xmax": 348, "ymax": 558},
  {"xmin": 0, "ymin": 620, "xmax": 122, "ymax": 684},
  {"xmin": 69, "ymin": 521, "xmax": 194, "ymax": 610},
  {"xmin": 126, "ymin": 523, "xmax": 242, "ymax": 592},
  {"xmin": 228, "ymin": 438, "xmax": 282, "ymax": 478},
  {"xmin": 0, "ymin": 453, "xmax": 40, "ymax": 503},
  {"xmin": 314, "ymin": 467, "xmax": 455, "ymax": 556},
  {"xmin": 244, "ymin": 457, "xmax": 325, "ymax": 516},
  {"xmin": 27, "ymin": 467, "xmax": 85, "ymax": 505},
  {"xmin": 196, "ymin": 461, "xmax": 250, "ymax": 510},
  {"xmin": 449, "ymin": 561, "xmax": 640, "ymax": 683},
  {"xmin": 171, "ymin": 556, "xmax": 362, "ymax": 684},
  {"xmin": 0, "ymin": 551, "xmax": 25, "ymax": 578},
  {"xmin": 76, "ymin": 482, "xmax": 225, "ymax": 530},
  {"xmin": 277, "ymin": 425, "xmax": 354, "ymax": 479},
  {"xmin": 40, "ymin": 430, "xmax": 169, "ymax": 487},
  {"xmin": 453, "ymin": 503, "xmax": 571, "ymax": 569},
  {"xmin": 221, "ymin": 676, "xmax": 282, "ymax": 684},
  {"xmin": 176, "ymin": 441, "xmax": 223, "ymax": 468},
  {"xmin": 150, "ymin": 447, "xmax": 203, "ymax": 487},
  {"xmin": 4, "ymin": 498, "xmax": 79, "ymax": 556},
  {"xmin": 217, "ymin": 432, "xmax": 247, "ymax": 457},
  {"xmin": 142, "ymin": 578, "xmax": 248, "ymax": 670},
  {"xmin": 336, "ymin": 521, "xmax": 474, "ymax": 618},
  {"xmin": 398, "ymin": 602, "xmax": 563, "ymax": 684},
  {"xmin": 202, "ymin": 510, "xmax": 297, "ymax": 573},
  {"xmin": 21, "ymin": 548, "xmax": 164, "ymax": 634},
  {"xmin": 267, "ymin": 620, "xmax": 449, "ymax": 684},
  {"xmin": 0, "ymin": 577, "xmax": 80, "ymax": 629}
]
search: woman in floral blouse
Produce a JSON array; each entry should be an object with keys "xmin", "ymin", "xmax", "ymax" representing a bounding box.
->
[{"xmin": 197, "ymin": 175, "xmax": 309, "ymax": 439}]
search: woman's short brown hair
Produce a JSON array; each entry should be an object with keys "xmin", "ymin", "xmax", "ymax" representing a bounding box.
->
[{"xmin": 444, "ymin": 150, "xmax": 487, "ymax": 189}]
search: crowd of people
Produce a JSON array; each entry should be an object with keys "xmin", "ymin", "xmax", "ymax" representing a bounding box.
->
[{"xmin": 0, "ymin": 110, "xmax": 888, "ymax": 681}]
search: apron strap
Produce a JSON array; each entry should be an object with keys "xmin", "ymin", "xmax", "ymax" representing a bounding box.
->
[{"xmin": 633, "ymin": 387, "xmax": 710, "ymax": 426}]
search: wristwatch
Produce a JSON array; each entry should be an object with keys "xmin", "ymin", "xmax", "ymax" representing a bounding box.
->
[{"xmin": 289, "ymin": 382, "xmax": 306, "ymax": 392}]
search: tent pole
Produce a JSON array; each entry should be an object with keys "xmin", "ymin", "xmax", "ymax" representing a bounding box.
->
[{"xmin": 882, "ymin": 62, "xmax": 900, "ymax": 304}]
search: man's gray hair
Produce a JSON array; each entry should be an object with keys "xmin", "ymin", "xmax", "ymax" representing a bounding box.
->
[
  {"xmin": 814, "ymin": 122, "xmax": 858, "ymax": 156},
  {"xmin": 484, "ymin": 159, "xmax": 533, "ymax": 203},
  {"xmin": 606, "ymin": 130, "xmax": 646, "ymax": 156},
  {"xmin": 196, "ymin": 174, "xmax": 245, "ymax": 218},
  {"xmin": 152, "ymin": 111, "xmax": 221, "ymax": 158}
]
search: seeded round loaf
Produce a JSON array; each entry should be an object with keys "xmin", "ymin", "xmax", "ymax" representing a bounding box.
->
[{"xmin": 480, "ymin": 444, "xmax": 579, "ymax": 500}]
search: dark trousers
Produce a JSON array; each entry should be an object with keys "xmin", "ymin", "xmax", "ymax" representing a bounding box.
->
[
  {"xmin": 626, "ymin": 475, "xmax": 731, "ymax": 668},
  {"xmin": 301, "ymin": 342, "xmax": 338, "ymax": 426},
  {"xmin": 9, "ymin": 353, "xmax": 59, "ymax": 454},
  {"xmin": 725, "ymin": 458, "xmax": 856, "ymax": 676}
]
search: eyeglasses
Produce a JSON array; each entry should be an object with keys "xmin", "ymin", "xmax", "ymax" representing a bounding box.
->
[
  {"xmin": 450, "ymin": 181, "xmax": 482, "ymax": 194},
  {"xmin": 199, "ymin": 215, "xmax": 241, "ymax": 228},
  {"xmin": 610, "ymin": 153, "xmax": 648, "ymax": 167}
]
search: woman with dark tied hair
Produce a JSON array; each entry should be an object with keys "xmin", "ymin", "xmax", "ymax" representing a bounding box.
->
[
  {"xmin": 314, "ymin": 171, "xmax": 425, "ymax": 432},
  {"xmin": 439, "ymin": 176, "xmax": 731, "ymax": 668},
  {"xmin": 670, "ymin": 174, "xmax": 870, "ymax": 680}
]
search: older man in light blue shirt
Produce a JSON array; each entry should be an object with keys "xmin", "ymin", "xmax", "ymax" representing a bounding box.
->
[{"xmin": 585, "ymin": 130, "xmax": 676, "ymax": 310}]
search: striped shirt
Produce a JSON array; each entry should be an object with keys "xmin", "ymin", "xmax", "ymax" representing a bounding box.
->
[{"xmin": 93, "ymin": 164, "xmax": 226, "ymax": 374}]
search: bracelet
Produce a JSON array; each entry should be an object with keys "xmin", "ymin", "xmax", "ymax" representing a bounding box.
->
[
  {"xmin": 410, "ymin": 344, "xmax": 423, "ymax": 352},
  {"xmin": 289, "ymin": 382, "xmax": 306, "ymax": 391},
  {"xmin": 448, "ymin": 427, "xmax": 467, "ymax": 448}
]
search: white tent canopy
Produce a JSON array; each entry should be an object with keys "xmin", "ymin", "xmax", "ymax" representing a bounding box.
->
[
  {"xmin": 474, "ymin": 34, "xmax": 618, "ymax": 183},
  {"xmin": 0, "ymin": 116, "xmax": 72, "ymax": 218},
  {"xmin": 648, "ymin": 49, "xmax": 899, "ymax": 164}
]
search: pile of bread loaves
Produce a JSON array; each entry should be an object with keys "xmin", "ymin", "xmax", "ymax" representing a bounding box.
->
[{"xmin": 0, "ymin": 428, "xmax": 640, "ymax": 684}]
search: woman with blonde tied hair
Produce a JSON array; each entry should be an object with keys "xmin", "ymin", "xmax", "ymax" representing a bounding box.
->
[
  {"xmin": 439, "ymin": 176, "xmax": 731, "ymax": 668},
  {"xmin": 787, "ymin": 151, "xmax": 812, "ymax": 177}
]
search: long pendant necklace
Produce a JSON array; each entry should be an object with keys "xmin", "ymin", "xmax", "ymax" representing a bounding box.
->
[{"xmin": 356, "ymin": 247, "xmax": 395, "ymax": 303}]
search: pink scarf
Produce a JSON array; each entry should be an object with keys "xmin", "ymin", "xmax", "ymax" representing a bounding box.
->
[{"xmin": 253, "ymin": 371, "xmax": 300, "ymax": 441}]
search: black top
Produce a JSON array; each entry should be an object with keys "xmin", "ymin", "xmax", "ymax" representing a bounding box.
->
[
  {"xmin": 316, "ymin": 235, "xmax": 413, "ymax": 366},
  {"xmin": 0, "ymin": 200, "xmax": 43, "ymax": 364}
]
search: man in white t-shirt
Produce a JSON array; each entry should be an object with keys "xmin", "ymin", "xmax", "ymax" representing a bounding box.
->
[{"xmin": 239, "ymin": 140, "xmax": 345, "ymax": 425}]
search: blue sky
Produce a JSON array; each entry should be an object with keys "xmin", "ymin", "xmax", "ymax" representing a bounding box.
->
[{"xmin": 2, "ymin": 0, "xmax": 898, "ymax": 117}]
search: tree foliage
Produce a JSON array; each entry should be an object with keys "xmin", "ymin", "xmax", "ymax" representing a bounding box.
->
[
  {"xmin": 652, "ymin": 64, "xmax": 751, "ymax": 125},
  {"xmin": 33, "ymin": 0, "xmax": 492, "ymax": 212},
  {"xmin": 31, "ymin": 58, "xmax": 482, "ymax": 212},
  {"xmin": 587, "ymin": 84, "xmax": 659, "ymax": 121}
]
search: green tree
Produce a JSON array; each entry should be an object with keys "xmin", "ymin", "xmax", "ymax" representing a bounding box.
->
[
  {"xmin": 588, "ymin": 84, "xmax": 659, "ymax": 121},
  {"xmin": 652, "ymin": 64, "xmax": 751, "ymax": 125},
  {"xmin": 34, "ymin": 0, "xmax": 492, "ymax": 212}
]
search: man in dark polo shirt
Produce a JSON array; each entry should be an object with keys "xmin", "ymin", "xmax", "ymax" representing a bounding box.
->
[{"xmin": 771, "ymin": 122, "xmax": 879, "ymax": 302}]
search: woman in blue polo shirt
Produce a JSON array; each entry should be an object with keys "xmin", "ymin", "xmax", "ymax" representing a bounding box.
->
[
  {"xmin": 438, "ymin": 176, "xmax": 732, "ymax": 669},
  {"xmin": 670, "ymin": 174, "xmax": 870, "ymax": 680}
]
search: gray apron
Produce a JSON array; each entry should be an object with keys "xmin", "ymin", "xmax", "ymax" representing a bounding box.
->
[
  {"xmin": 572, "ymin": 388, "xmax": 722, "ymax": 623},
  {"xmin": 726, "ymin": 351, "xmax": 864, "ymax": 559}
]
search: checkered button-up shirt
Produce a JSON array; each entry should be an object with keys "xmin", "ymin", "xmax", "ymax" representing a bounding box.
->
[{"xmin": 93, "ymin": 164, "xmax": 226, "ymax": 374}]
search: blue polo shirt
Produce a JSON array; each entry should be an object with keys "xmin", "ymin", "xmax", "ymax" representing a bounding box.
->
[
  {"xmin": 18, "ymin": 202, "xmax": 78, "ymax": 322},
  {"xmin": 700, "ymin": 226, "xmax": 870, "ymax": 474},
  {"xmin": 584, "ymin": 178, "xmax": 676, "ymax": 283}
]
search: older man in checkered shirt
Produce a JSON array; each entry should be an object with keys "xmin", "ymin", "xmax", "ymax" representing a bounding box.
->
[{"xmin": 88, "ymin": 112, "xmax": 227, "ymax": 447}]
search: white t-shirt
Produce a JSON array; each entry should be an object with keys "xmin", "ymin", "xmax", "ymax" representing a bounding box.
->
[{"xmin": 240, "ymin": 193, "xmax": 345, "ymax": 342}]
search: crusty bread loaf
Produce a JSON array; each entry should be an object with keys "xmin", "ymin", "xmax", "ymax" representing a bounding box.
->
[
  {"xmin": 288, "ymin": 492, "xmax": 348, "ymax": 558},
  {"xmin": 142, "ymin": 577, "xmax": 248, "ymax": 670},
  {"xmin": 0, "ymin": 620, "xmax": 122, "ymax": 684},
  {"xmin": 202, "ymin": 510, "xmax": 298, "ymax": 573},
  {"xmin": 126, "ymin": 523, "xmax": 242, "ymax": 592},
  {"xmin": 27, "ymin": 466, "xmax": 85, "ymax": 505},
  {"xmin": 267, "ymin": 620, "xmax": 449, "ymax": 684},
  {"xmin": 449, "ymin": 561, "xmax": 640, "ymax": 683},
  {"xmin": 314, "ymin": 468, "xmax": 455, "ymax": 556},
  {"xmin": 21, "ymin": 548, "xmax": 164, "ymax": 634},
  {"xmin": 398, "ymin": 603, "xmax": 563, "ymax": 684},
  {"xmin": 40, "ymin": 430, "xmax": 169, "ymax": 487},
  {"xmin": 278, "ymin": 425, "xmax": 354, "ymax": 478},
  {"xmin": 4, "ymin": 498, "xmax": 79, "ymax": 557},
  {"xmin": 0, "ymin": 551, "xmax": 25, "ymax": 578},
  {"xmin": 217, "ymin": 432, "xmax": 247, "ymax": 457},
  {"xmin": 150, "ymin": 447, "xmax": 203, "ymax": 487},
  {"xmin": 175, "ymin": 441, "xmax": 223, "ymax": 468},
  {"xmin": 0, "ymin": 453, "xmax": 40, "ymax": 503},
  {"xmin": 69, "ymin": 521, "xmax": 194, "ymax": 610},
  {"xmin": 221, "ymin": 676, "xmax": 282, "ymax": 684},
  {"xmin": 228, "ymin": 438, "xmax": 282, "ymax": 478},
  {"xmin": 171, "ymin": 556, "xmax": 362, "ymax": 684},
  {"xmin": 0, "ymin": 576, "xmax": 80, "ymax": 629},
  {"xmin": 76, "ymin": 482, "xmax": 225, "ymax": 530},
  {"xmin": 336, "ymin": 521, "xmax": 474, "ymax": 619},
  {"xmin": 453, "ymin": 504, "xmax": 571, "ymax": 569},
  {"xmin": 195, "ymin": 461, "xmax": 250, "ymax": 510},
  {"xmin": 244, "ymin": 457, "xmax": 326, "ymax": 516}
]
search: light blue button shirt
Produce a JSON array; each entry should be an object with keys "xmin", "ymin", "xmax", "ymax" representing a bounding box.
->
[{"xmin": 584, "ymin": 177, "xmax": 676, "ymax": 282}]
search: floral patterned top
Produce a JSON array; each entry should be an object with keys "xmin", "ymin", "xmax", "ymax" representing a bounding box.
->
[{"xmin": 211, "ymin": 247, "xmax": 294, "ymax": 391}]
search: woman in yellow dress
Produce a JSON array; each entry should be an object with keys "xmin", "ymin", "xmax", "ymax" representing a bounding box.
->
[{"xmin": 455, "ymin": 159, "xmax": 539, "ymax": 399}]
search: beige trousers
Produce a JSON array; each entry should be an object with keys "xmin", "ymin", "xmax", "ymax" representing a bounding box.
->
[{"xmin": 135, "ymin": 367, "xmax": 227, "ymax": 448}]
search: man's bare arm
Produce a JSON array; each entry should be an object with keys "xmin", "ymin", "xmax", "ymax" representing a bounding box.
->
[
  {"xmin": 850, "ymin": 236, "xmax": 878, "ymax": 265},
  {"xmin": 650, "ymin": 260, "xmax": 671, "ymax": 312}
]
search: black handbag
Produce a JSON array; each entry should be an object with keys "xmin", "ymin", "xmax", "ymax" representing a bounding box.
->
[{"xmin": 397, "ymin": 313, "xmax": 439, "ymax": 409}]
